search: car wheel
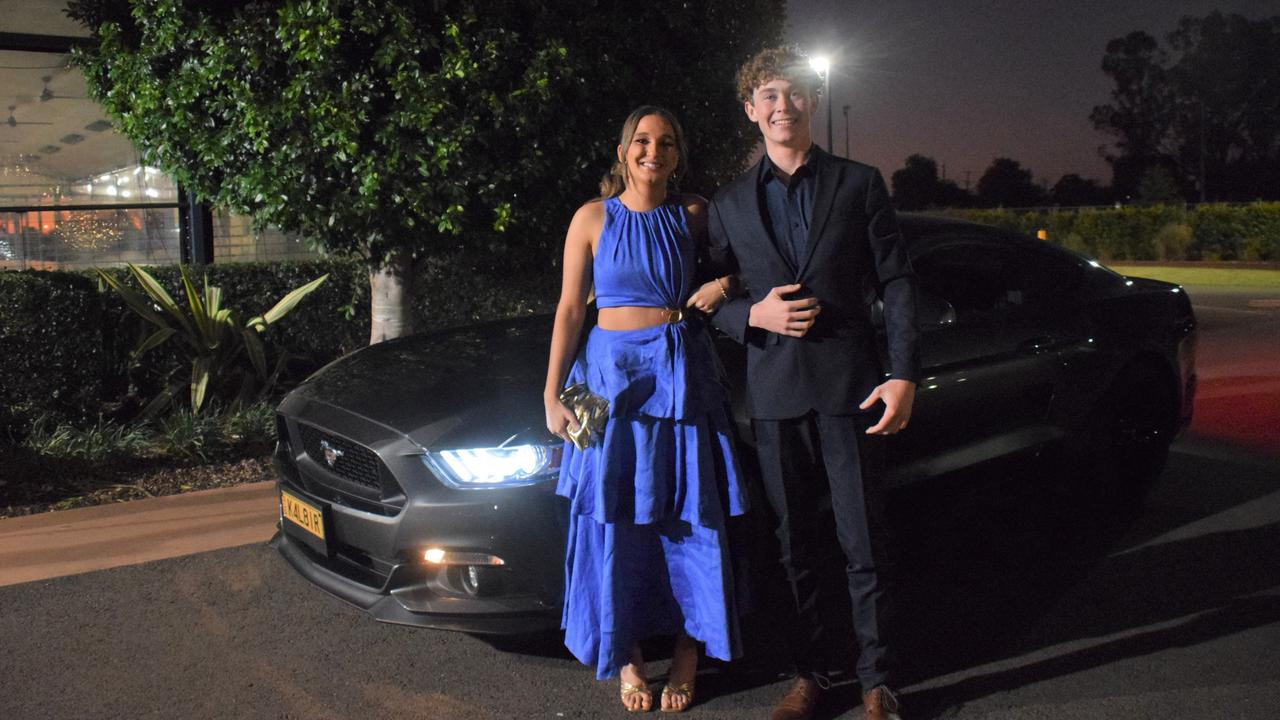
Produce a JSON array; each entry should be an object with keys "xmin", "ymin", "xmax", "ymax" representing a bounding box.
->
[{"xmin": 1095, "ymin": 361, "xmax": 1175, "ymax": 502}]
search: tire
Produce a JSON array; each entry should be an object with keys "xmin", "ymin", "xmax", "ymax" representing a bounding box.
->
[{"xmin": 1093, "ymin": 361, "xmax": 1176, "ymax": 502}]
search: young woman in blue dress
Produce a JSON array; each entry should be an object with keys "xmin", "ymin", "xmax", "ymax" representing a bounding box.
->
[{"xmin": 543, "ymin": 106, "xmax": 746, "ymax": 713}]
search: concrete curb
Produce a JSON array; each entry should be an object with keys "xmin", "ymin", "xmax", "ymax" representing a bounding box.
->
[{"xmin": 0, "ymin": 480, "xmax": 279, "ymax": 587}]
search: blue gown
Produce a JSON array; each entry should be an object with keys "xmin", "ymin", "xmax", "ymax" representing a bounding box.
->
[{"xmin": 557, "ymin": 194, "xmax": 748, "ymax": 679}]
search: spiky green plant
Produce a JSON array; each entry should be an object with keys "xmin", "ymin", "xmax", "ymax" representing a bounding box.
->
[{"xmin": 95, "ymin": 263, "xmax": 327, "ymax": 414}]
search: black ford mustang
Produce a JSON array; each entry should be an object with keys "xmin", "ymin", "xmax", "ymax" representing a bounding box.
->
[{"xmin": 270, "ymin": 215, "xmax": 1197, "ymax": 633}]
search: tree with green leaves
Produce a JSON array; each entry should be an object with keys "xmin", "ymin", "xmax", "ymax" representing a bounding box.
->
[
  {"xmin": 1134, "ymin": 166, "xmax": 1183, "ymax": 206},
  {"xmin": 1050, "ymin": 173, "xmax": 1109, "ymax": 207},
  {"xmin": 1091, "ymin": 11, "xmax": 1280, "ymax": 202},
  {"xmin": 67, "ymin": 0, "xmax": 784, "ymax": 342},
  {"xmin": 976, "ymin": 157, "xmax": 1043, "ymax": 208},
  {"xmin": 890, "ymin": 154, "xmax": 940, "ymax": 211},
  {"xmin": 890, "ymin": 153, "xmax": 971, "ymax": 210}
]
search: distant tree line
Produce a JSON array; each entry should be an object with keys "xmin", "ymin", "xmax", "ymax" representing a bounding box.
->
[
  {"xmin": 891, "ymin": 10, "xmax": 1279, "ymax": 211},
  {"xmin": 890, "ymin": 154, "xmax": 1115, "ymax": 211}
]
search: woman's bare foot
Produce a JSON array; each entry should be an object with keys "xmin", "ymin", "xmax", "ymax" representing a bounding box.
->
[
  {"xmin": 660, "ymin": 633, "xmax": 699, "ymax": 713},
  {"xmin": 619, "ymin": 646, "xmax": 652, "ymax": 712}
]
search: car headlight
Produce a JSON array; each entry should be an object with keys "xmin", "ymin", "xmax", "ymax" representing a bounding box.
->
[{"xmin": 421, "ymin": 443, "xmax": 562, "ymax": 489}]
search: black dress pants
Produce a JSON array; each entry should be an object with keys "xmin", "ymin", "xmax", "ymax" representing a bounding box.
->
[{"xmin": 752, "ymin": 410, "xmax": 893, "ymax": 690}]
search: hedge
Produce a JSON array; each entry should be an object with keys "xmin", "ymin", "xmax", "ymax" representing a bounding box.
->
[
  {"xmin": 0, "ymin": 271, "xmax": 113, "ymax": 436},
  {"xmin": 1, "ymin": 254, "xmax": 556, "ymax": 439},
  {"xmin": 941, "ymin": 202, "xmax": 1280, "ymax": 261}
]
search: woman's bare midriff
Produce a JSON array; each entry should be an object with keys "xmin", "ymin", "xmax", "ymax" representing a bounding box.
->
[{"xmin": 597, "ymin": 306, "xmax": 686, "ymax": 330}]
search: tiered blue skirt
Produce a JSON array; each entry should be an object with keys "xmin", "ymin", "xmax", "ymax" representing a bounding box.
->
[{"xmin": 556, "ymin": 320, "xmax": 748, "ymax": 679}]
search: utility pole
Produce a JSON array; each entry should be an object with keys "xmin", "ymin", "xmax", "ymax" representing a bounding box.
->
[{"xmin": 1199, "ymin": 99, "xmax": 1208, "ymax": 202}]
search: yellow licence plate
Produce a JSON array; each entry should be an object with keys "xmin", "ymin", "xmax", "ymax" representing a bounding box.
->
[{"xmin": 281, "ymin": 490, "xmax": 326, "ymax": 540}]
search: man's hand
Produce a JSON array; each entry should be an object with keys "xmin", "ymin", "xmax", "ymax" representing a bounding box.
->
[
  {"xmin": 748, "ymin": 284, "xmax": 821, "ymax": 337},
  {"xmin": 860, "ymin": 379, "xmax": 916, "ymax": 435}
]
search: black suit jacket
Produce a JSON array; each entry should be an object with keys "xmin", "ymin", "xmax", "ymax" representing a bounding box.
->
[{"xmin": 707, "ymin": 147, "xmax": 920, "ymax": 419}]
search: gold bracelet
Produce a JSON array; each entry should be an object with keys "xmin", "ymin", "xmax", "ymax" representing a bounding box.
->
[{"xmin": 714, "ymin": 277, "xmax": 729, "ymax": 300}]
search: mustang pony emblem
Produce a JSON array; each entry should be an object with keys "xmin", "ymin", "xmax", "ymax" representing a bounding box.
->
[{"xmin": 319, "ymin": 439, "xmax": 344, "ymax": 467}]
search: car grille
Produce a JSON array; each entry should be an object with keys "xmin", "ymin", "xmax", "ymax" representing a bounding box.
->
[{"xmin": 298, "ymin": 424, "xmax": 381, "ymax": 490}]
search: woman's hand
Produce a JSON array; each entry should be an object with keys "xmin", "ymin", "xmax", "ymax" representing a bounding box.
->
[
  {"xmin": 687, "ymin": 278, "xmax": 728, "ymax": 314},
  {"xmin": 545, "ymin": 393, "xmax": 580, "ymax": 442}
]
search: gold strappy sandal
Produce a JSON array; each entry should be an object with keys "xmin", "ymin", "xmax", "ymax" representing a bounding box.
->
[
  {"xmin": 620, "ymin": 678, "xmax": 653, "ymax": 713},
  {"xmin": 660, "ymin": 681, "xmax": 695, "ymax": 713}
]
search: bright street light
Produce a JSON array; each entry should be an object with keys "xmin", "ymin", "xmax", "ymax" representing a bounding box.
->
[{"xmin": 810, "ymin": 55, "xmax": 833, "ymax": 153}]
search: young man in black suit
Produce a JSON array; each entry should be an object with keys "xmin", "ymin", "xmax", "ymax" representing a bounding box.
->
[{"xmin": 707, "ymin": 47, "xmax": 920, "ymax": 720}]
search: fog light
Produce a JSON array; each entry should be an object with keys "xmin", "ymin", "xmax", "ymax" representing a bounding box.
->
[
  {"xmin": 422, "ymin": 547, "xmax": 505, "ymax": 566},
  {"xmin": 462, "ymin": 565, "xmax": 482, "ymax": 596},
  {"xmin": 455, "ymin": 564, "xmax": 503, "ymax": 597}
]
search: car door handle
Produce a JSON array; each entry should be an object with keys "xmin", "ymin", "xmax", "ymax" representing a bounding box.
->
[{"xmin": 1018, "ymin": 336, "xmax": 1054, "ymax": 353}]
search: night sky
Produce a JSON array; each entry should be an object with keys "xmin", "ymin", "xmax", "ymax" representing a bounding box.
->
[{"xmin": 783, "ymin": 0, "xmax": 1276, "ymax": 187}]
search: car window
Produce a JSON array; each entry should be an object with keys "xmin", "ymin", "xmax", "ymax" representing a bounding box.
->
[{"xmin": 913, "ymin": 239, "xmax": 1080, "ymax": 319}]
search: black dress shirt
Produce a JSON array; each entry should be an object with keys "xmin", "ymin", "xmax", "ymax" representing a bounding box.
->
[{"xmin": 757, "ymin": 149, "xmax": 819, "ymax": 271}]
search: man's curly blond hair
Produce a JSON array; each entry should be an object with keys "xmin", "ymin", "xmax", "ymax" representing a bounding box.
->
[{"xmin": 735, "ymin": 46, "xmax": 823, "ymax": 104}]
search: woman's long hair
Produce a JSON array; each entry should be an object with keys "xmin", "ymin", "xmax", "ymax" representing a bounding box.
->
[{"xmin": 599, "ymin": 105, "xmax": 689, "ymax": 198}]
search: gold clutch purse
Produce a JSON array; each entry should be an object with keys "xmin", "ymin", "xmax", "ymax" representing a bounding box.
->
[{"xmin": 558, "ymin": 383, "xmax": 610, "ymax": 450}]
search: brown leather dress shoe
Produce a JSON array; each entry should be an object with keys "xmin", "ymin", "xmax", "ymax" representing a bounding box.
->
[
  {"xmin": 770, "ymin": 676, "xmax": 821, "ymax": 720},
  {"xmin": 862, "ymin": 685, "xmax": 902, "ymax": 720}
]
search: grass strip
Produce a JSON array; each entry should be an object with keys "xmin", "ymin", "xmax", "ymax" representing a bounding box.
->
[{"xmin": 1107, "ymin": 265, "xmax": 1280, "ymax": 289}]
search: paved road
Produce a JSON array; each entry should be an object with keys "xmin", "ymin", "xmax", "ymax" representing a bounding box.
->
[
  {"xmin": 1, "ymin": 285, "xmax": 1276, "ymax": 719},
  {"xmin": 1181, "ymin": 285, "xmax": 1280, "ymax": 455},
  {"xmin": 3, "ymin": 439, "xmax": 1276, "ymax": 719}
]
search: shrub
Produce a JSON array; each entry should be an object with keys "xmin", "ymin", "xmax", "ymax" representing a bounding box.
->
[
  {"xmin": 1190, "ymin": 204, "xmax": 1246, "ymax": 260},
  {"xmin": 945, "ymin": 202, "xmax": 1280, "ymax": 262},
  {"xmin": 153, "ymin": 410, "xmax": 226, "ymax": 461},
  {"xmin": 1238, "ymin": 205, "xmax": 1280, "ymax": 261},
  {"xmin": 2, "ymin": 251, "xmax": 558, "ymax": 439},
  {"xmin": 95, "ymin": 259, "xmax": 371, "ymax": 373},
  {"xmin": 1155, "ymin": 223, "xmax": 1195, "ymax": 261},
  {"xmin": 0, "ymin": 271, "xmax": 112, "ymax": 437},
  {"xmin": 96, "ymin": 263, "xmax": 328, "ymax": 414},
  {"xmin": 22, "ymin": 415, "xmax": 153, "ymax": 460},
  {"xmin": 19, "ymin": 401, "xmax": 279, "ymax": 464},
  {"xmin": 1243, "ymin": 235, "xmax": 1280, "ymax": 261}
]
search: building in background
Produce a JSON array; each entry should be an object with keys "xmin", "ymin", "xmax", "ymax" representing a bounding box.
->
[{"xmin": 0, "ymin": 1, "xmax": 318, "ymax": 269}]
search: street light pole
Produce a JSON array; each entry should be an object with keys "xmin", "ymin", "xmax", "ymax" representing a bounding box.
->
[
  {"xmin": 826, "ymin": 73, "xmax": 833, "ymax": 153},
  {"xmin": 810, "ymin": 55, "xmax": 832, "ymax": 152},
  {"xmin": 842, "ymin": 104, "xmax": 850, "ymax": 157}
]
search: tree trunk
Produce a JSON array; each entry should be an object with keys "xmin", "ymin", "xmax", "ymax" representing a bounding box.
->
[{"xmin": 368, "ymin": 253, "xmax": 414, "ymax": 344}]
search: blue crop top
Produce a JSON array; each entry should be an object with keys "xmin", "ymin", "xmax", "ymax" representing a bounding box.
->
[{"xmin": 593, "ymin": 195, "xmax": 694, "ymax": 309}]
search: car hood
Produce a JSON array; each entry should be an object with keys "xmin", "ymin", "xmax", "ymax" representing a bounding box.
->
[{"xmin": 286, "ymin": 316, "xmax": 555, "ymax": 451}]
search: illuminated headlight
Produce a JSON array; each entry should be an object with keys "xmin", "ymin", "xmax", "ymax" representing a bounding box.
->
[{"xmin": 421, "ymin": 444, "xmax": 561, "ymax": 489}]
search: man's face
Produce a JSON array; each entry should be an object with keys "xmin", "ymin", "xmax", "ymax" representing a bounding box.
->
[{"xmin": 745, "ymin": 77, "xmax": 817, "ymax": 150}]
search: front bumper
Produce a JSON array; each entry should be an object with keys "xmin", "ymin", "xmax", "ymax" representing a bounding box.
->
[
  {"xmin": 269, "ymin": 399, "xmax": 567, "ymax": 635},
  {"xmin": 270, "ymin": 528, "xmax": 561, "ymax": 634}
]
